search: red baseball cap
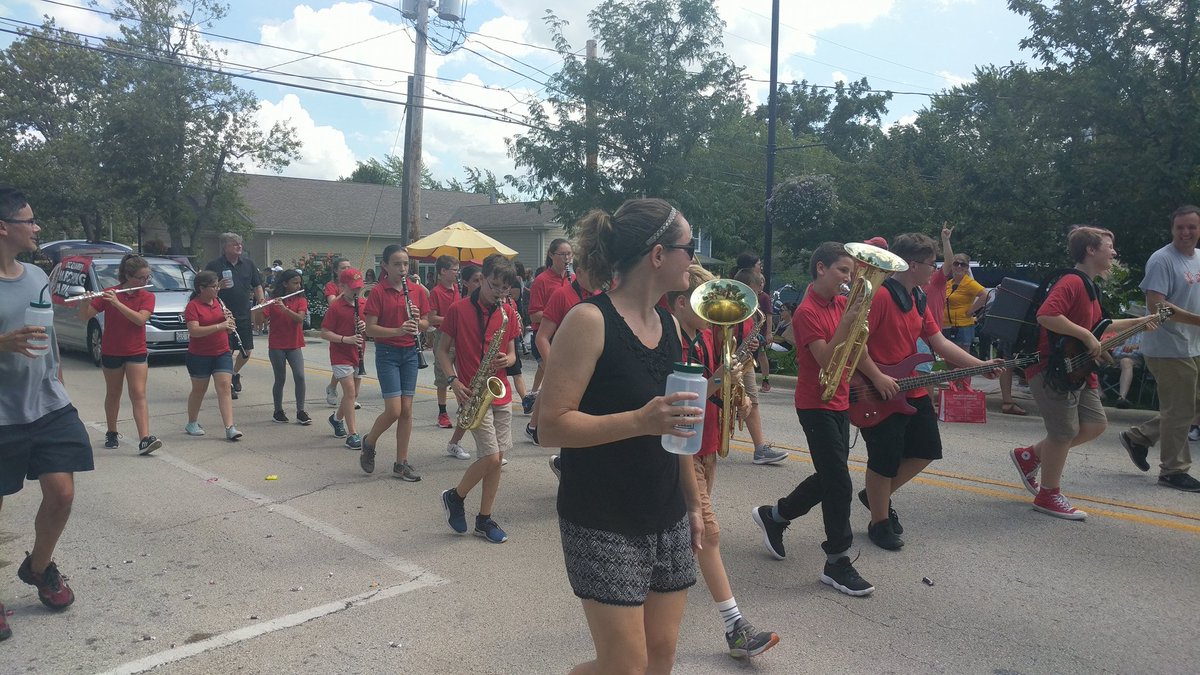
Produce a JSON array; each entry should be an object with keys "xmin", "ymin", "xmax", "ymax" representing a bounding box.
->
[
  {"xmin": 339, "ymin": 268, "xmax": 365, "ymax": 290},
  {"xmin": 863, "ymin": 236, "xmax": 889, "ymax": 250}
]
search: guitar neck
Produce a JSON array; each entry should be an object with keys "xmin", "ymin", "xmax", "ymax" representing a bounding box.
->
[
  {"xmin": 1098, "ymin": 317, "xmax": 1156, "ymax": 352},
  {"xmin": 896, "ymin": 357, "xmax": 1034, "ymax": 393}
]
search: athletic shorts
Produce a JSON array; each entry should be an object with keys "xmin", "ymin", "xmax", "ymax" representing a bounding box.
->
[
  {"xmin": 101, "ymin": 353, "xmax": 148, "ymax": 369},
  {"xmin": 860, "ymin": 395, "xmax": 943, "ymax": 478},
  {"xmin": 231, "ymin": 316, "xmax": 254, "ymax": 352},
  {"xmin": 507, "ymin": 351, "xmax": 523, "ymax": 376},
  {"xmin": 692, "ymin": 453, "xmax": 719, "ymax": 539},
  {"xmin": 186, "ymin": 351, "xmax": 234, "ymax": 379},
  {"xmin": 1029, "ymin": 372, "xmax": 1106, "ymax": 442},
  {"xmin": 530, "ymin": 339, "xmax": 542, "ymax": 364},
  {"xmin": 559, "ymin": 515, "xmax": 696, "ymax": 607},
  {"xmin": 431, "ymin": 332, "xmax": 454, "ymax": 387},
  {"xmin": 470, "ymin": 406, "xmax": 513, "ymax": 458},
  {"xmin": 1, "ymin": 405, "xmax": 94, "ymax": 496},
  {"xmin": 741, "ymin": 368, "xmax": 760, "ymax": 404},
  {"xmin": 332, "ymin": 364, "xmax": 359, "ymax": 381},
  {"xmin": 376, "ymin": 343, "xmax": 419, "ymax": 399}
]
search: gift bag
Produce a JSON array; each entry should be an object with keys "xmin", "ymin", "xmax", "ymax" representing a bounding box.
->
[{"xmin": 938, "ymin": 382, "xmax": 987, "ymax": 424}]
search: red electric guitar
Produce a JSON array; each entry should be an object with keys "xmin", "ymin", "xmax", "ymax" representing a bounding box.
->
[{"xmin": 848, "ymin": 352, "xmax": 1040, "ymax": 428}]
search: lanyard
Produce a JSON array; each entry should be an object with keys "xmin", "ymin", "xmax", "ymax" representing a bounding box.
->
[
  {"xmin": 685, "ymin": 331, "xmax": 713, "ymax": 378},
  {"xmin": 571, "ymin": 279, "xmax": 586, "ymax": 303},
  {"xmin": 471, "ymin": 291, "xmax": 500, "ymax": 354}
]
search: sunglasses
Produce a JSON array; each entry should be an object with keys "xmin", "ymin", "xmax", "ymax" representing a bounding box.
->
[
  {"xmin": 662, "ymin": 238, "xmax": 697, "ymax": 259},
  {"xmin": 952, "ymin": 261, "xmax": 968, "ymax": 267}
]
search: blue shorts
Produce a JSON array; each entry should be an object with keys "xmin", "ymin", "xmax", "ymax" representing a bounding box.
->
[
  {"xmin": 186, "ymin": 351, "xmax": 234, "ymax": 378},
  {"xmin": 915, "ymin": 338, "xmax": 934, "ymax": 373},
  {"xmin": 376, "ymin": 343, "xmax": 419, "ymax": 399},
  {"xmin": 1, "ymin": 405, "xmax": 94, "ymax": 496}
]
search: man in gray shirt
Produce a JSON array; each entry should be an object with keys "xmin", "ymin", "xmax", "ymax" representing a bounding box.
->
[
  {"xmin": 0, "ymin": 187, "xmax": 95, "ymax": 640},
  {"xmin": 1121, "ymin": 205, "xmax": 1200, "ymax": 492}
]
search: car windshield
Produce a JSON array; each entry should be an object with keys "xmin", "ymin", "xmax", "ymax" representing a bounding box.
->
[{"xmin": 93, "ymin": 260, "xmax": 195, "ymax": 292}]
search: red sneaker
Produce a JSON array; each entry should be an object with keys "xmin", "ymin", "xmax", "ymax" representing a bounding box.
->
[
  {"xmin": 437, "ymin": 412, "xmax": 452, "ymax": 429},
  {"xmin": 0, "ymin": 601, "xmax": 11, "ymax": 641},
  {"xmin": 1011, "ymin": 446, "xmax": 1041, "ymax": 495},
  {"xmin": 17, "ymin": 554, "xmax": 75, "ymax": 610},
  {"xmin": 1033, "ymin": 488, "xmax": 1087, "ymax": 521}
]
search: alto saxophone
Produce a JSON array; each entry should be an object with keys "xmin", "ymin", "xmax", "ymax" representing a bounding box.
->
[
  {"xmin": 728, "ymin": 308, "xmax": 765, "ymax": 432},
  {"xmin": 456, "ymin": 300, "xmax": 510, "ymax": 431}
]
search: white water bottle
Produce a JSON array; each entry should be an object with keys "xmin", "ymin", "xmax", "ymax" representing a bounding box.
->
[
  {"xmin": 662, "ymin": 362, "xmax": 706, "ymax": 455},
  {"xmin": 25, "ymin": 299, "xmax": 54, "ymax": 357}
]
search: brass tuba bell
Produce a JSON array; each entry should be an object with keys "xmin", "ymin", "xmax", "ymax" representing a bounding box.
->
[
  {"xmin": 691, "ymin": 278, "xmax": 759, "ymax": 458},
  {"xmin": 817, "ymin": 242, "xmax": 909, "ymax": 402}
]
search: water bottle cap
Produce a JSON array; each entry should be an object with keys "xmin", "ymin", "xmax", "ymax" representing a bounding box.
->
[
  {"xmin": 29, "ymin": 299, "xmax": 51, "ymax": 309},
  {"xmin": 672, "ymin": 362, "xmax": 704, "ymax": 374}
]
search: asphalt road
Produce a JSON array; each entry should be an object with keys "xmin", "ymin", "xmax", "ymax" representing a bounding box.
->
[{"xmin": 2, "ymin": 340, "xmax": 1198, "ymax": 674}]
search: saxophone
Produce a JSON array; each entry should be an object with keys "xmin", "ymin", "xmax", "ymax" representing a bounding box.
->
[
  {"xmin": 456, "ymin": 300, "xmax": 510, "ymax": 431},
  {"xmin": 727, "ymin": 308, "xmax": 765, "ymax": 437}
]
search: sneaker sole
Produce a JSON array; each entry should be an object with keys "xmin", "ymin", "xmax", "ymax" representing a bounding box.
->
[
  {"xmin": 729, "ymin": 633, "xmax": 779, "ymax": 659},
  {"xmin": 441, "ymin": 491, "xmax": 468, "ymax": 534},
  {"xmin": 473, "ymin": 530, "xmax": 507, "ymax": 543},
  {"xmin": 273, "ymin": 418, "xmax": 288, "ymax": 424},
  {"xmin": 549, "ymin": 456, "xmax": 561, "ymax": 480},
  {"xmin": 185, "ymin": 430, "xmax": 205, "ymax": 436},
  {"xmin": 297, "ymin": 418, "xmax": 313, "ymax": 426},
  {"xmin": 1010, "ymin": 450, "xmax": 1040, "ymax": 496},
  {"xmin": 138, "ymin": 438, "xmax": 163, "ymax": 456},
  {"xmin": 750, "ymin": 507, "xmax": 785, "ymax": 560},
  {"xmin": 820, "ymin": 573, "xmax": 875, "ymax": 597},
  {"xmin": 1158, "ymin": 477, "xmax": 1200, "ymax": 492},
  {"xmin": 752, "ymin": 453, "xmax": 789, "ymax": 465},
  {"xmin": 1032, "ymin": 504, "xmax": 1087, "ymax": 520}
]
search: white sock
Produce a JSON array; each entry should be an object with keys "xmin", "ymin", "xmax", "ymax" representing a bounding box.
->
[{"xmin": 717, "ymin": 597, "xmax": 741, "ymax": 633}]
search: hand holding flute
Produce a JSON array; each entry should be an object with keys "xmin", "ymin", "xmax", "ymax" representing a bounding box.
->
[{"xmin": 63, "ymin": 284, "xmax": 151, "ymax": 303}]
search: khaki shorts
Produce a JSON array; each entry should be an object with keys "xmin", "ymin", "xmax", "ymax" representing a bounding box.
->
[
  {"xmin": 430, "ymin": 332, "xmax": 454, "ymax": 388},
  {"xmin": 741, "ymin": 369, "xmax": 759, "ymax": 404},
  {"xmin": 1029, "ymin": 372, "xmax": 1106, "ymax": 442},
  {"xmin": 470, "ymin": 405, "xmax": 513, "ymax": 458},
  {"xmin": 692, "ymin": 453, "xmax": 720, "ymax": 539}
]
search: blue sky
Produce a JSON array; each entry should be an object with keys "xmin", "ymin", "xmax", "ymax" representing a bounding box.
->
[{"xmin": 2, "ymin": 0, "xmax": 1034, "ymax": 187}]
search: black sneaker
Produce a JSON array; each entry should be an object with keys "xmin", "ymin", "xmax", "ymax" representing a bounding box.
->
[
  {"xmin": 359, "ymin": 437, "xmax": 376, "ymax": 474},
  {"xmin": 273, "ymin": 410, "xmax": 289, "ymax": 424},
  {"xmin": 820, "ymin": 556, "xmax": 875, "ymax": 596},
  {"xmin": 1120, "ymin": 431, "xmax": 1150, "ymax": 472},
  {"xmin": 104, "ymin": 431, "xmax": 119, "ymax": 449},
  {"xmin": 525, "ymin": 424, "xmax": 539, "ymax": 446},
  {"xmin": 858, "ymin": 489, "xmax": 902, "ymax": 535},
  {"xmin": 231, "ymin": 389, "xmax": 238, "ymax": 400},
  {"xmin": 137, "ymin": 436, "xmax": 162, "ymax": 456},
  {"xmin": 750, "ymin": 505, "xmax": 788, "ymax": 560},
  {"xmin": 232, "ymin": 373, "xmax": 242, "ymax": 392},
  {"xmin": 1158, "ymin": 473, "xmax": 1200, "ymax": 492},
  {"xmin": 725, "ymin": 617, "xmax": 779, "ymax": 658},
  {"xmin": 867, "ymin": 519, "xmax": 903, "ymax": 551},
  {"xmin": 296, "ymin": 411, "xmax": 312, "ymax": 426},
  {"xmin": 549, "ymin": 455, "xmax": 561, "ymax": 480},
  {"xmin": 441, "ymin": 488, "xmax": 467, "ymax": 533}
]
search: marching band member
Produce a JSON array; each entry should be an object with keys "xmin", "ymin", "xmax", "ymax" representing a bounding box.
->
[
  {"xmin": 256, "ymin": 269, "xmax": 310, "ymax": 426},
  {"xmin": 524, "ymin": 239, "xmax": 574, "ymax": 414},
  {"xmin": 183, "ymin": 271, "xmax": 241, "ymax": 441},
  {"xmin": 321, "ymin": 267, "xmax": 367, "ymax": 450},
  {"xmin": 427, "ymin": 255, "xmax": 462, "ymax": 434},
  {"xmin": 324, "ymin": 257, "xmax": 352, "ymax": 407},
  {"xmin": 728, "ymin": 268, "xmax": 787, "ymax": 465}
]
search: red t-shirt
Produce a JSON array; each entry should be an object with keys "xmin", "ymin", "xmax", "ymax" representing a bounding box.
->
[
  {"xmin": 264, "ymin": 295, "xmax": 308, "ymax": 350},
  {"xmin": 793, "ymin": 286, "xmax": 849, "ymax": 411},
  {"xmin": 865, "ymin": 285, "xmax": 940, "ymax": 399},
  {"xmin": 529, "ymin": 267, "xmax": 573, "ymax": 329},
  {"xmin": 363, "ymin": 280, "xmax": 429, "ymax": 348},
  {"xmin": 324, "ymin": 296, "xmax": 362, "ymax": 367},
  {"xmin": 1025, "ymin": 273, "xmax": 1102, "ymax": 388},
  {"xmin": 440, "ymin": 297, "xmax": 521, "ymax": 407},
  {"xmin": 323, "ymin": 281, "xmax": 339, "ymax": 300},
  {"xmin": 681, "ymin": 328, "xmax": 721, "ymax": 458},
  {"xmin": 90, "ymin": 286, "xmax": 154, "ymax": 356},
  {"xmin": 185, "ymin": 297, "xmax": 232, "ymax": 357},
  {"xmin": 542, "ymin": 281, "xmax": 595, "ymax": 326},
  {"xmin": 923, "ymin": 268, "xmax": 949, "ymax": 330},
  {"xmin": 429, "ymin": 283, "xmax": 459, "ymax": 318}
]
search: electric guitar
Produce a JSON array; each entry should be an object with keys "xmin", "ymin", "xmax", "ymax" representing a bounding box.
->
[
  {"xmin": 1044, "ymin": 305, "xmax": 1171, "ymax": 393},
  {"xmin": 848, "ymin": 353, "xmax": 1040, "ymax": 428}
]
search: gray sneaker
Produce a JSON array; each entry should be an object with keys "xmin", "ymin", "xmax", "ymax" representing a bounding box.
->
[
  {"xmin": 725, "ymin": 617, "xmax": 779, "ymax": 658},
  {"xmin": 325, "ymin": 384, "xmax": 339, "ymax": 407},
  {"xmin": 393, "ymin": 461, "xmax": 421, "ymax": 482},
  {"xmin": 225, "ymin": 426, "xmax": 243, "ymax": 441},
  {"xmin": 328, "ymin": 414, "xmax": 348, "ymax": 439},
  {"xmin": 359, "ymin": 437, "xmax": 376, "ymax": 473},
  {"xmin": 752, "ymin": 444, "xmax": 789, "ymax": 465},
  {"xmin": 344, "ymin": 434, "xmax": 362, "ymax": 450}
]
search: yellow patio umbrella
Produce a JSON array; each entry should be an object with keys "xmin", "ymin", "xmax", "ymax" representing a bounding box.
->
[{"xmin": 405, "ymin": 221, "xmax": 518, "ymax": 261}]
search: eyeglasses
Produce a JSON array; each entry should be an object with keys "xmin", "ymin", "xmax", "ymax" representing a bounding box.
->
[
  {"xmin": 662, "ymin": 239, "xmax": 697, "ymax": 259},
  {"xmin": 952, "ymin": 261, "xmax": 968, "ymax": 268},
  {"xmin": 908, "ymin": 259, "xmax": 936, "ymax": 268},
  {"xmin": 201, "ymin": 283, "xmax": 219, "ymax": 289},
  {"xmin": 130, "ymin": 274, "xmax": 151, "ymax": 282},
  {"xmin": 552, "ymin": 251, "xmax": 574, "ymax": 258},
  {"xmin": 1, "ymin": 217, "xmax": 38, "ymax": 226}
]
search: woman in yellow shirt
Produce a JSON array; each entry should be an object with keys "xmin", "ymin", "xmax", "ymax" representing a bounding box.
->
[{"xmin": 942, "ymin": 253, "xmax": 988, "ymax": 355}]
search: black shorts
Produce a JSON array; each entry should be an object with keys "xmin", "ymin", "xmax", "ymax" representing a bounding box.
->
[
  {"xmin": 231, "ymin": 317, "xmax": 254, "ymax": 352},
  {"xmin": 559, "ymin": 516, "xmax": 696, "ymax": 606},
  {"xmin": 860, "ymin": 395, "xmax": 943, "ymax": 478},
  {"xmin": 101, "ymin": 353, "xmax": 148, "ymax": 369},
  {"xmin": 530, "ymin": 339, "xmax": 542, "ymax": 364},
  {"xmin": 508, "ymin": 353, "xmax": 523, "ymax": 376},
  {"xmin": 1, "ymin": 405, "xmax": 94, "ymax": 496}
]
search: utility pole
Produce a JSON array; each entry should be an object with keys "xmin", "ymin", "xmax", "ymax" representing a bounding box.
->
[
  {"xmin": 762, "ymin": 0, "xmax": 780, "ymax": 290},
  {"xmin": 401, "ymin": 0, "xmax": 430, "ymax": 244},
  {"xmin": 400, "ymin": 75, "xmax": 415, "ymax": 242},
  {"xmin": 585, "ymin": 39, "xmax": 598, "ymax": 186}
]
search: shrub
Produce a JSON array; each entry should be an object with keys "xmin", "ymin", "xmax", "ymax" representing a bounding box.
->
[{"xmin": 292, "ymin": 251, "xmax": 340, "ymax": 319}]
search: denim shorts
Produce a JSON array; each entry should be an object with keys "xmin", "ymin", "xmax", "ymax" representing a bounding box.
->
[
  {"xmin": 376, "ymin": 343, "xmax": 419, "ymax": 399},
  {"xmin": 186, "ymin": 351, "xmax": 234, "ymax": 379}
]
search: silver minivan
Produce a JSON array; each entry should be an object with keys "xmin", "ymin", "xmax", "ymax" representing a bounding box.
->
[{"xmin": 48, "ymin": 254, "xmax": 196, "ymax": 366}]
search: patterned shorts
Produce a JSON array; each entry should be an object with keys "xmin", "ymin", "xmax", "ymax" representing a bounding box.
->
[{"xmin": 559, "ymin": 515, "xmax": 696, "ymax": 606}]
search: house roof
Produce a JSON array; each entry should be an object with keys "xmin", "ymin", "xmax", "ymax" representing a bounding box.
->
[
  {"xmin": 233, "ymin": 173, "xmax": 492, "ymax": 236},
  {"xmin": 445, "ymin": 201, "xmax": 561, "ymax": 231}
]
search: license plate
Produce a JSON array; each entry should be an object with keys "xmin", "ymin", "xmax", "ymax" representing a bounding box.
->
[{"xmin": 175, "ymin": 331, "xmax": 190, "ymax": 343}]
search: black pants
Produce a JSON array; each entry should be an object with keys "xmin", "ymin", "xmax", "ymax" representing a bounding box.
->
[{"xmin": 777, "ymin": 409, "xmax": 853, "ymax": 556}]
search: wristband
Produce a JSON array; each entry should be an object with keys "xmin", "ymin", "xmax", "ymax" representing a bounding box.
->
[{"xmin": 446, "ymin": 375, "xmax": 457, "ymax": 385}]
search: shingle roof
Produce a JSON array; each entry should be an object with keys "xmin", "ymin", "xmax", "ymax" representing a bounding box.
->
[
  {"xmin": 445, "ymin": 201, "xmax": 561, "ymax": 230},
  {"xmin": 233, "ymin": 173, "xmax": 492, "ymax": 236}
]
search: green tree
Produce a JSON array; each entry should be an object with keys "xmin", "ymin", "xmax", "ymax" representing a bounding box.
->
[
  {"xmin": 507, "ymin": 0, "xmax": 747, "ymax": 229},
  {"xmin": 760, "ymin": 78, "xmax": 892, "ymax": 160}
]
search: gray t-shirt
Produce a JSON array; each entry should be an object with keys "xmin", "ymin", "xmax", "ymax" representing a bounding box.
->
[
  {"xmin": 0, "ymin": 263, "xmax": 72, "ymax": 425},
  {"xmin": 1140, "ymin": 243, "xmax": 1200, "ymax": 358}
]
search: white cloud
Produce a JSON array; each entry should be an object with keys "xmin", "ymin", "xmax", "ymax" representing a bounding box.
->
[
  {"xmin": 248, "ymin": 94, "xmax": 357, "ymax": 180},
  {"xmin": 831, "ymin": 70, "xmax": 849, "ymax": 84},
  {"xmin": 16, "ymin": 0, "xmax": 119, "ymax": 35},
  {"xmin": 937, "ymin": 69, "xmax": 971, "ymax": 88}
]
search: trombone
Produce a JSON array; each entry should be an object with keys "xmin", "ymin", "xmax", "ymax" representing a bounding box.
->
[{"xmin": 691, "ymin": 278, "xmax": 759, "ymax": 458}]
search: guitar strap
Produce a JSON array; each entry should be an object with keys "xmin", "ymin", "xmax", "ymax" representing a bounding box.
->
[{"xmin": 883, "ymin": 277, "xmax": 927, "ymax": 316}]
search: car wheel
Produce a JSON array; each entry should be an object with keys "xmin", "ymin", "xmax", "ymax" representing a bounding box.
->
[{"xmin": 87, "ymin": 321, "xmax": 103, "ymax": 368}]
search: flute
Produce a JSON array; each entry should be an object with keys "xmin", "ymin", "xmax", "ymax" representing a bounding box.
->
[
  {"xmin": 251, "ymin": 289, "xmax": 304, "ymax": 311},
  {"xmin": 63, "ymin": 284, "xmax": 152, "ymax": 303},
  {"xmin": 217, "ymin": 297, "xmax": 249, "ymax": 359}
]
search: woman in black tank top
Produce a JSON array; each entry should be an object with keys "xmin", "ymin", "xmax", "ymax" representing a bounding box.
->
[{"xmin": 538, "ymin": 198, "xmax": 704, "ymax": 673}]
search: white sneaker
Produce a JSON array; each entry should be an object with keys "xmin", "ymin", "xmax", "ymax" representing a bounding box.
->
[
  {"xmin": 446, "ymin": 441, "xmax": 470, "ymax": 460},
  {"xmin": 1190, "ymin": 425, "xmax": 1200, "ymax": 442},
  {"xmin": 325, "ymin": 384, "xmax": 339, "ymax": 407}
]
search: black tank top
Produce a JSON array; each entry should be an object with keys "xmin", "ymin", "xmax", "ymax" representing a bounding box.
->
[{"xmin": 557, "ymin": 293, "xmax": 685, "ymax": 536}]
